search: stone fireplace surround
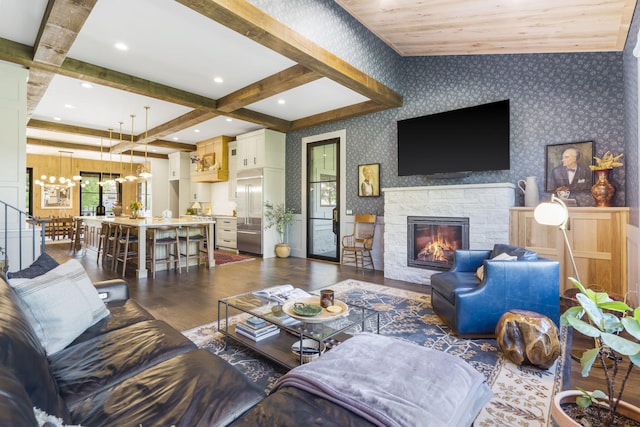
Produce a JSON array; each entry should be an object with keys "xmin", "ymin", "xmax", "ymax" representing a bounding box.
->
[{"xmin": 383, "ymin": 183, "xmax": 516, "ymax": 285}]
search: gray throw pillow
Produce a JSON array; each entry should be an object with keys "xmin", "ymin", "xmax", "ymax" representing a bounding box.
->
[
  {"xmin": 490, "ymin": 244, "xmax": 537, "ymax": 261},
  {"xmin": 6, "ymin": 252, "xmax": 59, "ymax": 279}
]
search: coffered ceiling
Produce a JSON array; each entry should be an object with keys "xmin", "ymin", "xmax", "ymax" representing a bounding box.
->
[
  {"xmin": 0, "ymin": 0, "xmax": 401, "ymax": 161},
  {"xmin": 0, "ymin": 0, "xmax": 636, "ymax": 161}
]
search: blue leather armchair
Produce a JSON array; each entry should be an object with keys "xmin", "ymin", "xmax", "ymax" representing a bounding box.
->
[{"xmin": 430, "ymin": 246, "xmax": 560, "ymax": 337}]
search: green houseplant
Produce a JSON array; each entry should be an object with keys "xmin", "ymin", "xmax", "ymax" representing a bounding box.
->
[
  {"xmin": 552, "ymin": 277, "xmax": 640, "ymax": 426},
  {"xmin": 129, "ymin": 200, "xmax": 143, "ymax": 218},
  {"xmin": 264, "ymin": 201, "xmax": 295, "ymax": 258}
]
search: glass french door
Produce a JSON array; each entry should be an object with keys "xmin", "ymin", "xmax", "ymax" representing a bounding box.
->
[{"xmin": 307, "ymin": 138, "xmax": 339, "ymax": 262}]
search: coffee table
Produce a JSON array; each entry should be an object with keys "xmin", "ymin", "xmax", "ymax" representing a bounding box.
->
[{"xmin": 218, "ymin": 289, "xmax": 380, "ymax": 369}]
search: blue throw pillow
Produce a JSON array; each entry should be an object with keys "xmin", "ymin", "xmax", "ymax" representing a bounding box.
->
[
  {"xmin": 6, "ymin": 252, "xmax": 59, "ymax": 279},
  {"xmin": 490, "ymin": 244, "xmax": 537, "ymax": 261}
]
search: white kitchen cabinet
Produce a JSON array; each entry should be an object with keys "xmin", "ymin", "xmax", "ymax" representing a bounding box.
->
[
  {"xmin": 236, "ymin": 129, "xmax": 285, "ymax": 171},
  {"xmin": 168, "ymin": 152, "xmax": 190, "ymax": 181},
  {"xmin": 216, "ymin": 216, "xmax": 237, "ymax": 251},
  {"xmin": 228, "ymin": 141, "xmax": 237, "ymax": 200},
  {"xmin": 190, "ymin": 182, "xmax": 211, "ymax": 203}
]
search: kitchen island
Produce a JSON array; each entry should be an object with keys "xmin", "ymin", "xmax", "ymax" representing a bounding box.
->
[{"xmin": 82, "ymin": 216, "xmax": 216, "ymax": 278}]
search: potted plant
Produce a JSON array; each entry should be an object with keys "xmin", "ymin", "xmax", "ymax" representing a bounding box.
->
[
  {"xmin": 129, "ymin": 200, "xmax": 143, "ymax": 219},
  {"xmin": 264, "ymin": 201, "xmax": 295, "ymax": 258},
  {"xmin": 552, "ymin": 277, "xmax": 640, "ymax": 426}
]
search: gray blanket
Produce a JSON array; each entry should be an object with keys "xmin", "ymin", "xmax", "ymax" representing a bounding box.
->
[{"xmin": 272, "ymin": 333, "xmax": 493, "ymax": 427}]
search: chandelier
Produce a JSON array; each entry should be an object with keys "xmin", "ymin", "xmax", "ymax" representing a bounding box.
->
[{"xmin": 35, "ymin": 151, "xmax": 79, "ymax": 188}]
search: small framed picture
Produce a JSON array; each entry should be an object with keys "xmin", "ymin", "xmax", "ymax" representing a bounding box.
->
[
  {"xmin": 545, "ymin": 141, "xmax": 594, "ymax": 192},
  {"xmin": 42, "ymin": 186, "xmax": 72, "ymax": 209},
  {"xmin": 358, "ymin": 163, "xmax": 380, "ymax": 197}
]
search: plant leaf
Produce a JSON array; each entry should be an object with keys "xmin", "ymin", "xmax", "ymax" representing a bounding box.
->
[
  {"xmin": 629, "ymin": 352, "xmax": 640, "ymax": 368},
  {"xmin": 576, "ymin": 293, "xmax": 603, "ymax": 327},
  {"xmin": 560, "ymin": 306, "xmax": 584, "ymax": 326},
  {"xmin": 566, "ymin": 316, "xmax": 601, "ymax": 337},
  {"xmin": 623, "ymin": 316, "xmax": 640, "ymax": 340},
  {"xmin": 576, "ymin": 395, "xmax": 591, "ymax": 408},
  {"xmin": 601, "ymin": 332, "xmax": 640, "ymax": 356},
  {"xmin": 599, "ymin": 300, "xmax": 631, "ymax": 312},
  {"xmin": 580, "ymin": 347, "xmax": 600, "ymax": 376}
]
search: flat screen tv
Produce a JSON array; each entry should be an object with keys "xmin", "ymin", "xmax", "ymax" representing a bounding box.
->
[{"xmin": 397, "ymin": 100, "xmax": 510, "ymax": 177}]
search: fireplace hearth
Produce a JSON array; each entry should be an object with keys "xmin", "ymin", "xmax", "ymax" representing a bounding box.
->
[{"xmin": 407, "ymin": 216, "xmax": 469, "ymax": 271}]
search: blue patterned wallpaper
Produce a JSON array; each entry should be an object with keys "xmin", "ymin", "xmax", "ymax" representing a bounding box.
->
[
  {"xmin": 252, "ymin": 0, "xmax": 631, "ymax": 218},
  {"xmin": 624, "ymin": 3, "xmax": 640, "ymax": 227}
]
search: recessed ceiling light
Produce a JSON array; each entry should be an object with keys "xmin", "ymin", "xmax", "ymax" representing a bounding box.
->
[
  {"xmin": 53, "ymin": 117, "xmax": 61, "ymax": 121},
  {"xmin": 173, "ymin": 137, "xmax": 179, "ymax": 140},
  {"xmin": 64, "ymin": 104, "xmax": 76, "ymax": 109},
  {"xmin": 213, "ymin": 76, "xmax": 224, "ymax": 83},
  {"xmin": 225, "ymin": 118, "xmax": 232, "ymax": 122},
  {"xmin": 81, "ymin": 82, "xmax": 93, "ymax": 89},
  {"xmin": 114, "ymin": 42, "xmax": 129, "ymax": 51},
  {"xmin": 277, "ymin": 99, "xmax": 286, "ymax": 105},
  {"xmin": 194, "ymin": 129, "xmax": 200, "ymax": 133}
]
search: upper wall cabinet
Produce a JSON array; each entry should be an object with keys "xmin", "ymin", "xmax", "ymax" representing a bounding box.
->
[
  {"xmin": 191, "ymin": 135, "xmax": 233, "ymax": 182},
  {"xmin": 168, "ymin": 152, "xmax": 190, "ymax": 181},
  {"xmin": 236, "ymin": 129, "xmax": 285, "ymax": 171}
]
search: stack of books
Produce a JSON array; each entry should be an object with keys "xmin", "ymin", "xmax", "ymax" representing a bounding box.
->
[{"xmin": 235, "ymin": 316, "xmax": 280, "ymax": 342}]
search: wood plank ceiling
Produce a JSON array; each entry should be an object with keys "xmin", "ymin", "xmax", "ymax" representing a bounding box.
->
[{"xmin": 335, "ymin": 0, "xmax": 637, "ymax": 56}]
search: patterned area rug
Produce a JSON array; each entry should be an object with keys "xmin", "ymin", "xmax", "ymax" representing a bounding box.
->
[
  {"xmin": 182, "ymin": 279, "xmax": 567, "ymax": 426},
  {"xmin": 213, "ymin": 250, "xmax": 255, "ymax": 265}
]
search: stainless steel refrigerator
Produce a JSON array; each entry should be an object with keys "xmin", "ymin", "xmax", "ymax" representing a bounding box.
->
[{"xmin": 236, "ymin": 169, "xmax": 263, "ymax": 255}]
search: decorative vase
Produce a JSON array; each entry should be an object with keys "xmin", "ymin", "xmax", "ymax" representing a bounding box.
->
[
  {"xmin": 112, "ymin": 205, "xmax": 123, "ymax": 217},
  {"xmin": 275, "ymin": 243, "xmax": 291, "ymax": 258},
  {"xmin": 591, "ymin": 169, "xmax": 616, "ymax": 207},
  {"xmin": 551, "ymin": 390, "xmax": 640, "ymax": 426},
  {"xmin": 131, "ymin": 210, "xmax": 138, "ymax": 219},
  {"xmin": 517, "ymin": 176, "xmax": 540, "ymax": 207}
]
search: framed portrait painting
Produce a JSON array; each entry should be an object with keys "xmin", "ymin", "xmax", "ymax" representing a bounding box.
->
[
  {"xmin": 358, "ymin": 163, "xmax": 380, "ymax": 197},
  {"xmin": 545, "ymin": 141, "xmax": 594, "ymax": 193}
]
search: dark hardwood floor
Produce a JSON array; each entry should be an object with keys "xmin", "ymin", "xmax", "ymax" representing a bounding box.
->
[{"xmin": 46, "ymin": 243, "xmax": 640, "ymax": 407}]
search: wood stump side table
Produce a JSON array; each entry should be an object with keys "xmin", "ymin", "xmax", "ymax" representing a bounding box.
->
[{"xmin": 495, "ymin": 309, "xmax": 561, "ymax": 369}]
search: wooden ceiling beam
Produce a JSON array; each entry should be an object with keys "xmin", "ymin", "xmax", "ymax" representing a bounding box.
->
[
  {"xmin": 217, "ymin": 64, "xmax": 321, "ymax": 112},
  {"xmin": 33, "ymin": 0, "xmax": 97, "ymax": 67},
  {"xmin": 176, "ymin": 0, "xmax": 403, "ymax": 108},
  {"xmin": 27, "ymin": 119, "xmax": 132, "ymax": 140},
  {"xmin": 289, "ymin": 100, "xmax": 388, "ymax": 131},
  {"xmin": 27, "ymin": 0, "xmax": 97, "ymax": 116},
  {"xmin": 27, "ymin": 137, "xmax": 168, "ymax": 159},
  {"xmin": 135, "ymin": 108, "xmax": 220, "ymax": 145}
]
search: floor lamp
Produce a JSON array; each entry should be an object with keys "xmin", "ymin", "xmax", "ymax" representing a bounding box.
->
[
  {"xmin": 534, "ymin": 195, "xmax": 602, "ymax": 364},
  {"xmin": 533, "ymin": 194, "xmax": 580, "ymax": 283}
]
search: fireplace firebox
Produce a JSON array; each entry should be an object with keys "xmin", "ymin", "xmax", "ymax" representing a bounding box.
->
[{"xmin": 407, "ymin": 216, "xmax": 469, "ymax": 271}]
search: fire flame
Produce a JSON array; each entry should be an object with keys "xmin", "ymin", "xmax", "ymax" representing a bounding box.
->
[{"xmin": 417, "ymin": 235, "xmax": 455, "ymax": 262}]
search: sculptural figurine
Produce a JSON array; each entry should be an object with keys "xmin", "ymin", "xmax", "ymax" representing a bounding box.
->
[{"xmin": 495, "ymin": 309, "xmax": 561, "ymax": 369}]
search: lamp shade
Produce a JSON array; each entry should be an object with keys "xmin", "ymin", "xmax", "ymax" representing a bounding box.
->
[
  {"xmin": 534, "ymin": 201, "xmax": 567, "ymax": 227},
  {"xmin": 192, "ymin": 201, "xmax": 201, "ymax": 209}
]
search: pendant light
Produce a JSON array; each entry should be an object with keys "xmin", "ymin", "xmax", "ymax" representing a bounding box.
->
[
  {"xmin": 106, "ymin": 128, "xmax": 116, "ymax": 186},
  {"xmin": 125, "ymin": 114, "xmax": 137, "ymax": 181},
  {"xmin": 98, "ymin": 137, "xmax": 106, "ymax": 187},
  {"xmin": 115, "ymin": 122, "xmax": 126, "ymax": 183},
  {"xmin": 138, "ymin": 106, "xmax": 152, "ymax": 179}
]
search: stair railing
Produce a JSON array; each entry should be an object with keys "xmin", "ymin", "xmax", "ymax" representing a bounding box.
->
[{"xmin": 1, "ymin": 200, "xmax": 47, "ymax": 274}]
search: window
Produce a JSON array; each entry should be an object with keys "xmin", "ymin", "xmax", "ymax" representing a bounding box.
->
[{"xmin": 79, "ymin": 172, "xmax": 121, "ymax": 215}]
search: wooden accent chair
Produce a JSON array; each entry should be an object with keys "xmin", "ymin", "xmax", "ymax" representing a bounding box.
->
[{"xmin": 341, "ymin": 213, "xmax": 376, "ymax": 271}]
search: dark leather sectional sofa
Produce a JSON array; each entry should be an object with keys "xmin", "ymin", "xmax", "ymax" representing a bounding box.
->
[{"xmin": 0, "ymin": 276, "xmax": 264, "ymax": 426}]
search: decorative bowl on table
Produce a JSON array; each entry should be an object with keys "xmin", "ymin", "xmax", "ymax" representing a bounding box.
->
[
  {"xmin": 291, "ymin": 338, "xmax": 326, "ymax": 363},
  {"xmin": 282, "ymin": 297, "xmax": 349, "ymax": 323},
  {"xmin": 291, "ymin": 302, "xmax": 322, "ymax": 317}
]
